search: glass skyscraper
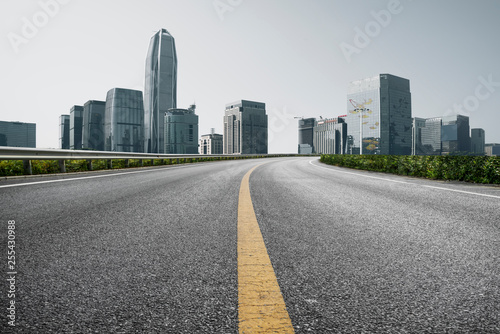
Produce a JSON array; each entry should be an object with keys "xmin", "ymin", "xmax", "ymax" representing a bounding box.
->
[
  {"xmin": 164, "ymin": 105, "xmax": 199, "ymax": 154},
  {"xmin": 105, "ymin": 88, "xmax": 144, "ymax": 152},
  {"xmin": 0, "ymin": 121, "xmax": 36, "ymax": 148},
  {"xmin": 144, "ymin": 28, "xmax": 178, "ymax": 153},
  {"xmin": 471, "ymin": 128, "xmax": 485, "ymax": 155},
  {"xmin": 59, "ymin": 115, "xmax": 70, "ymax": 149},
  {"xmin": 223, "ymin": 100, "xmax": 268, "ymax": 155},
  {"xmin": 441, "ymin": 114, "xmax": 470, "ymax": 155},
  {"xmin": 70, "ymin": 105, "xmax": 83, "ymax": 150},
  {"xmin": 82, "ymin": 100, "xmax": 106, "ymax": 151},
  {"xmin": 298, "ymin": 118, "xmax": 315, "ymax": 154},
  {"xmin": 346, "ymin": 74, "xmax": 412, "ymax": 155}
]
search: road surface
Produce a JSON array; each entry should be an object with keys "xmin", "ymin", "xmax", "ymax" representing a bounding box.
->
[{"xmin": 1, "ymin": 157, "xmax": 499, "ymax": 333}]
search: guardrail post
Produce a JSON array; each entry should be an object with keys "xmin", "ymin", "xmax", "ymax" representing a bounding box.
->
[
  {"xmin": 107, "ymin": 160, "xmax": 113, "ymax": 169},
  {"xmin": 140, "ymin": 159, "xmax": 144, "ymax": 167},
  {"xmin": 87, "ymin": 160, "xmax": 93, "ymax": 171},
  {"xmin": 59, "ymin": 160, "xmax": 66, "ymax": 173},
  {"xmin": 23, "ymin": 160, "xmax": 32, "ymax": 175},
  {"xmin": 125, "ymin": 159, "xmax": 130, "ymax": 168}
]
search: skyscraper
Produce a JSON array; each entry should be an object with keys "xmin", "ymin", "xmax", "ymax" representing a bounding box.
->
[
  {"xmin": 105, "ymin": 88, "xmax": 144, "ymax": 152},
  {"xmin": 313, "ymin": 117, "xmax": 347, "ymax": 155},
  {"xmin": 70, "ymin": 105, "xmax": 83, "ymax": 150},
  {"xmin": 298, "ymin": 118, "xmax": 315, "ymax": 154},
  {"xmin": 164, "ymin": 105, "xmax": 199, "ymax": 154},
  {"xmin": 441, "ymin": 114, "xmax": 470, "ymax": 155},
  {"xmin": 0, "ymin": 121, "xmax": 36, "ymax": 148},
  {"xmin": 346, "ymin": 74, "xmax": 412, "ymax": 155},
  {"xmin": 471, "ymin": 128, "xmax": 485, "ymax": 155},
  {"xmin": 224, "ymin": 100, "xmax": 268, "ymax": 155},
  {"xmin": 144, "ymin": 28, "xmax": 178, "ymax": 153},
  {"xmin": 82, "ymin": 100, "xmax": 106, "ymax": 151},
  {"xmin": 59, "ymin": 115, "xmax": 70, "ymax": 149}
]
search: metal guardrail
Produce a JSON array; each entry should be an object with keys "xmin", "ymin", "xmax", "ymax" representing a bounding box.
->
[{"xmin": 0, "ymin": 146, "xmax": 306, "ymax": 175}]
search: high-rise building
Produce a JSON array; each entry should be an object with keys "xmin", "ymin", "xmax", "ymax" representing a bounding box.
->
[
  {"xmin": 82, "ymin": 100, "xmax": 106, "ymax": 151},
  {"xmin": 144, "ymin": 28, "xmax": 178, "ymax": 153},
  {"xmin": 441, "ymin": 114, "xmax": 470, "ymax": 155},
  {"xmin": 164, "ymin": 105, "xmax": 199, "ymax": 154},
  {"xmin": 313, "ymin": 117, "xmax": 347, "ymax": 155},
  {"xmin": 199, "ymin": 130, "xmax": 223, "ymax": 155},
  {"xmin": 223, "ymin": 100, "xmax": 268, "ymax": 154},
  {"xmin": 420, "ymin": 118, "xmax": 443, "ymax": 155},
  {"xmin": 104, "ymin": 88, "xmax": 144, "ymax": 152},
  {"xmin": 470, "ymin": 128, "xmax": 485, "ymax": 156},
  {"xmin": 485, "ymin": 143, "xmax": 500, "ymax": 156},
  {"xmin": 298, "ymin": 118, "xmax": 315, "ymax": 154},
  {"xmin": 70, "ymin": 105, "xmax": 84, "ymax": 150},
  {"xmin": 0, "ymin": 121, "xmax": 36, "ymax": 148},
  {"xmin": 59, "ymin": 115, "xmax": 70, "ymax": 149},
  {"xmin": 346, "ymin": 74, "xmax": 412, "ymax": 155}
]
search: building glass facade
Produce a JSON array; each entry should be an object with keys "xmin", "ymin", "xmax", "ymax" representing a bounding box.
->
[
  {"xmin": 441, "ymin": 115, "xmax": 470, "ymax": 155},
  {"xmin": 471, "ymin": 128, "xmax": 485, "ymax": 155},
  {"xmin": 105, "ymin": 88, "xmax": 144, "ymax": 152},
  {"xmin": 144, "ymin": 28, "xmax": 177, "ymax": 153},
  {"xmin": 59, "ymin": 115, "xmax": 70, "ymax": 149},
  {"xmin": 70, "ymin": 105, "xmax": 83, "ymax": 150},
  {"xmin": 224, "ymin": 100, "xmax": 268, "ymax": 154},
  {"xmin": 420, "ymin": 118, "xmax": 442, "ymax": 155},
  {"xmin": 313, "ymin": 118, "xmax": 347, "ymax": 154},
  {"xmin": 0, "ymin": 121, "xmax": 36, "ymax": 148},
  {"xmin": 82, "ymin": 100, "xmax": 106, "ymax": 151},
  {"xmin": 298, "ymin": 118, "xmax": 315, "ymax": 154},
  {"xmin": 346, "ymin": 74, "xmax": 412, "ymax": 155},
  {"xmin": 164, "ymin": 105, "xmax": 199, "ymax": 154}
]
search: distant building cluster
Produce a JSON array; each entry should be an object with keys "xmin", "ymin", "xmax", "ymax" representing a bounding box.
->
[
  {"xmin": 1, "ymin": 30, "xmax": 497, "ymax": 158},
  {"xmin": 58, "ymin": 29, "xmax": 268, "ymax": 155},
  {"xmin": 299, "ymin": 74, "xmax": 495, "ymax": 156}
]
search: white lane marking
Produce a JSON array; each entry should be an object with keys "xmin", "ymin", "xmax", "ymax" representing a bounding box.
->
[
  {"xmin": 309, "ymin": 160, "xmax": 500, "ymax": 200},
  {"xmin": 0, "ymin": 164, "xmax": 197, "ymax": 189}
]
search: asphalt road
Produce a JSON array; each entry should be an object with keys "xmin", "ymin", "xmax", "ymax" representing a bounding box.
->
[{"xmin": 1, "ymin": 157, "xmax": 499, "ymax": 333}]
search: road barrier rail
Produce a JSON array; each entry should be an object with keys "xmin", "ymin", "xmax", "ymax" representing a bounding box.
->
[{"xmin": 0, "ymin": 147, "xmax": 314, "ymax": 175}]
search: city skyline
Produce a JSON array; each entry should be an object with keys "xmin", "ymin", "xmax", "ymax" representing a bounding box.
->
[{"xmin": 1, "ymin": 1, "xmax": 500, "ymax": 152}]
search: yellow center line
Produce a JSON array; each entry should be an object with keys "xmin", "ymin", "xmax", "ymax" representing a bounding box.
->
[{"xmin": 238, "ymin": 165, "xmax": 295, "ymax": 333}]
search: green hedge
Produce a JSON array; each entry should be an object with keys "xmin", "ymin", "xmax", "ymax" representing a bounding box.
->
[
  {"xmin": 0, "ymin": 154, "xmax": 305, "ymax": 177},
  {"xmin": 320, "ymin": 154, "xmax": 500, "ymax": 184}
]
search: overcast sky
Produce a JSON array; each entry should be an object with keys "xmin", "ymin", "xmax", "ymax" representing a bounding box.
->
[{"xmin": 1, "ymin": 0, "xmax": 499, "ymax": 152}]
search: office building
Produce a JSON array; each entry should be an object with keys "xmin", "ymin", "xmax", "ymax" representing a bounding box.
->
[
  {"xmin": 346, "ymin": 74, "xmax": 412, "ymax": 155},
  {"xmin": 82, "ymin": 100, "xmax": 106, "ymax": 151},
  {"xmin": 105, "ymin": 88, "xmax": 144, "ymax": 152},
  {"xmin": 441, "ymin": 114, "xmax": 470, "ymax": 155},
  {"xmin": 164, "ymin": 105, "xmax": 199, "ymax": 154},
  {"xmin": 298, "ymin": 118, "xmax": 315, "ymax": 154},
  {"xmin": 224, "ymin": 100, "xmax": 268, "ymax": 154},
  {"xmin": 144, "ymin": 28, "xmax": 178, "ymax": 153},
  {"xmin": 59, "ymin": 115, "xmax": 70, "ymax": 149},
  {"xmin": 0, "ymin": 121, "xmax": 36, "ymax": 148},
  {"xmin": 412, "ymin": 117, "xmax": 442, "ymax": 155},
  {"xmin": 313, "ymin": 117, "xmax": 347, "ymax": 155},
  {"xmin": 200, "ymin": 130, "xmax": 223, "ymax": 155},
  {"xmin": 70, "ymin": 105, "xmax": 84, "ymax": 150},
  {"xmin": 485, "ymin": 143, "xmax": 500, "ymax": 156},
  {"xmin": 470, "ymin": 128, "xmax": 485, "ymax": 155}
]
